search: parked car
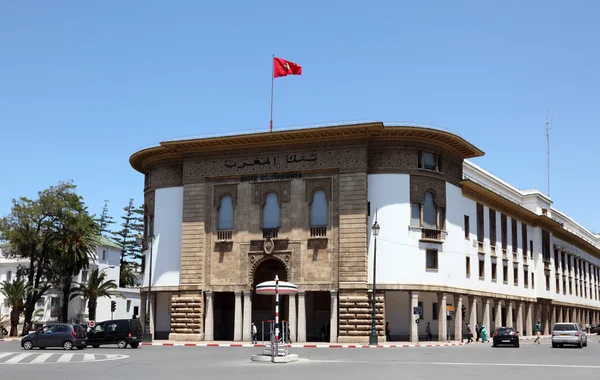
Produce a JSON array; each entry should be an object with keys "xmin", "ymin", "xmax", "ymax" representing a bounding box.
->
[
  {"xmin": 589, "ymin": 324, "xmax": 599, "ymax": 334},
  {"xmin": 21, "ymin": 324, "xmax": 87, "ymax": 350},
  {"xmin": 492, "ymin": 327, "xmax": 519, "ymax": 347},
  {"xmin": 551, "ymin": 322, "xmax": 587, "ymax": 348},
  {"xmin": 87, "ymin": 319, "xmax": 143, "ymax": 349}
]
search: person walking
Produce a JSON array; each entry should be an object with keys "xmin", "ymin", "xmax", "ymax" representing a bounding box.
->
[
  {"xmin": 385, "ymin": 322, "xmax": 392, "ymax": 341},
  {"xmin": 466, "ymin": 324, "xmax": 473, "ymax": 343},
  {"xmin": 476, "ymin": 323, "xmax": 481, "ymax": 342},
  {"xmin": 480, "ymin": 324, "xmax": 489, "ymax": 343},
  {"xmin": 251, "ymin": 323, "xmax": 257, "ymax": 344},
  {"xmin": 425, "ymin": 322, "xmax": 433, "ymax": 341},
  {"xmin": 534, "ymin": 320, "xmax": 542, "ymax": 344}
]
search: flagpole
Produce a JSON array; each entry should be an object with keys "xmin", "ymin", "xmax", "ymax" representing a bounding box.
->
[{"xmin": 270, "ymin": 54, "xmax": 274, "ymax": 132}]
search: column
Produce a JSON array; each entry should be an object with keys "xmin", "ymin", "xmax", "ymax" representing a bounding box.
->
[
  {"xmin": 516, "ymin": 302, "xmax": 524, "ymax": 335},
  {"xmin": 558, "ymin": 306, "xmax": 563, "ymax": 323},
  {"xmin": 297, "ymin": 291, "xmax": 306, "ymax": 342},
  {"xmin": 482, "ymin": 298, "xmax": 491, "ymax": 334},
  {"xmin": 437, "ymin": 293, "xmax": 447, "ymax": 341},
  {"xmin": 469, "ymin": 296, "xmax": 477, "ymax": 331},
  {"xmin": 288, "ymin": 293, "xmax": 297, "ymax": 343},
  {"xmin": 140, "ymin": 292, "xmax": 147, "ymax": 335},
  {"xmin": 233, "ymin": 292, "xmax": 242, "ymax": 341},
  {"xmin": 454, "ymin": 294, "xmax": 463, "ymax": 342},
  {"xmin": 494, "ymin": 299, "xmax": 502, "ymax": 330},
  {"xmin": 410, "ymin": 291, "xmax": 420, "ymax": 342},
  {"xmin": 550, "ymin": 306, "xmax": 556, "ymax": 332},
  {"xmin": 507, "ymin": 301, "xmax": 514, "ymax": 328},
  {"xmin": 542, "ymin": 305, "xmax": 550, "ymax": 335},
  {"xmin": 242, "ymin": 291, "xmax": 252, "ymax": 341},
  {"xmin": 525, "ymin": 303, "xmax": 533, "ymax": 337},
  {"xmin": 329, "ymin": 290, "xmax": 338, "ymax": 343},
  {"xmin": 150, "ymin": 294, "xmax": 156, "ymax": 336},
  {"xmin": 204, "ymin": 291, "xmax": 214, "ymax": 341},
  {"xmin": 571, "ymin": 307, "xmax": 576, "ymax": 324}
]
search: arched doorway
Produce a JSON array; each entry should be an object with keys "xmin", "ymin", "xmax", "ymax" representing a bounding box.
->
[{"xmin": 252, "ymin": 258, "xmax": 288, "ymax": 341}]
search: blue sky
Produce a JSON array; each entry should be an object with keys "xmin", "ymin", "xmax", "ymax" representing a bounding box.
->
[{"xmin": 1, "ymin": 1, "xmax": 598, "ymax": 232}]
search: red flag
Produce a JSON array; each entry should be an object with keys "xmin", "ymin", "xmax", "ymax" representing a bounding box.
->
[{"xmin": 273, "ymin": 57, "xmax": 302, "ymax": 78}]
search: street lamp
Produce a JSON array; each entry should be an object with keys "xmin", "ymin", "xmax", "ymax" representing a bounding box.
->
[
  {"xmin": 369, "ymin": 217, "xmax": 381, "ymax": 346},
  {"xmin": 136, "ymin": 233, "xmax": 153, "ymax": 343}
]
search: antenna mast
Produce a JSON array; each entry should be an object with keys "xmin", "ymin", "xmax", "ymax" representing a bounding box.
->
[{"xmin": 545, "ymin": 110, "xmax": 552, "ymax": 196}]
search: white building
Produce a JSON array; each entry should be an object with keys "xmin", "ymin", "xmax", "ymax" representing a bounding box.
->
[{"xmin": 0, "ymin": 236, "xmax": 140, "ymax": 328}]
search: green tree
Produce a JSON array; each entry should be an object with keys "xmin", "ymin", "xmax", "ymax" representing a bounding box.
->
[
  {"xmin": 112, "ymin": 199, "xmax": 144, "ymax": 286},
  {"xmin": 119, "ymin": 262, "xmax": 138, "ymax": 288},
  {"xmin": 95, "ymin": 200, "xmax": 115, "ymax": 237},
  {"xmin": 69, "ymin": 268, "xmax": 123, "ymax": 321},
  {"xmin": 0, "ymin": 182, "xmax": 97, "ymax": 334},
  {"xmin": 0, "ymin": 279, "xmax": 31, "ymax": 336}
]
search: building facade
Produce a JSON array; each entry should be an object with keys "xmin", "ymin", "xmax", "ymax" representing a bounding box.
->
[
  {"xmin": 130, "ymin": 122, "xmax": 600, "ymax": 343},
  {"xmin": 0, "ymin": 237, "xmax": 141, "ymax": 327}
]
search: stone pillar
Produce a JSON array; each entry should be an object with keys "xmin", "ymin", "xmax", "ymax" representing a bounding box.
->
[
  {"xmin": 550, "ymin": 306, "xmax": 556, "ymax": 332},
  {"xmin": 288, "ymin": 294, "xmax": 297, "ymax": 343},
  {"xmin": 297, "ymin": 291, "xmax": 306, "ymax": 342},
  {"xmin": 494, "ymin": 299, "xmax": 502, "ymax": 331},
  {"xmin": 410, "ymin": 291, "xmax": 419, "ymax": 343},
  {"xmin": 330, "ymin": 290, "xmax": 338, "ymax": 343},
  {"xmin": 454, "ymin": 294, "xmax": 463, "ymax": 341},
  {"xmin": 233, "ymin": 292, "xmax": 242, "ymax": 341},
  {"xmin": 469, "ymin": 296, "xmax": 477, "ymax": 331},
  {"xmin": 525, "ymin": 303, "xmax": 533, "ymax": 337},
  {"xmin": 542, "ymin": 305, "xmax": 550, "ymax": 335},
  {"xmin": 140, "ymin": 292, "xmax": 147, "ymax": 336},
  {"xmin": 558, "ymin": 307, "xmax": 563, "ymax": 323},
  {"xmin": 149, "ymin": 294, "xmax": 156, "ymax": 336},
  {"xmin": 482, "ymin": 298, "xmax": 491, "ymax": 334},
  {"xmin": 204, "ymin": 291, "xmax": 214, "ymax": 341},
  {"xmin": 437, "ymin": 293, "xmax": 447, "ymax": 341},
  {"xmin": 516, "ymin": 302, "xmax": 524, "ymax": 335},
  {"xmin": 242, "ymin": 291, "xmax": 252, "ymax": 341},
  {"xmin": 507, "ymin": 301, "xmax": 514, "ymax": 328},
  {"xmin": 571, "ymin": 307, "xmax": 577, "ymax": 324}
]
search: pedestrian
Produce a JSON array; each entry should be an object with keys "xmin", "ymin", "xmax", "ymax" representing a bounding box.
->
[
  {"xmin": 480, "ymin": 325, "xmax": 488, "ymax": 343},
  {"xmin": 475, "ymin": 323, "xmax": 481, "ymax": 342},
  {"xmin": 385, "ymin": 322, "xmax": 392, "ymax": 341},
  {"xmin": 466, "ymin": 324, "xmax": 473, "ymax": 343},
  {"xmin": 585, "ymin": 323, "xmax": 590, "ymax": 334},
  {"xmin": 425, "ymin": 322, "xmax": 432, "ymax": 341},
  {"xmin": 251, "ymin": 323, "xmax": 257, "ymax": 344},
  {"xmin": 534, "ymin": 320, "xmax": 542, "ymax": 344}
]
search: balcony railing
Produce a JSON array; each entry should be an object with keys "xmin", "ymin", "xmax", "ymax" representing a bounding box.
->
[
  {"xmin": 477, "ymin": 241, "xmax": 485, "ymax": 253},
  {"xmin": 262, "ymin": 228, "xmax": 279, "ymax": 239},
  {"xmin": 310, "ymin": 226, "xmax": 327, "ymax": 238},
  {"xmin": 217, "ymin": 229, "xmax": 233, "ymax": 241},
  {"xmin": 490, "ymin": 246, "xmax": 497, "ymax": 257},
  {"xmin": 502, "ymin": 248, "xmax": 508, "ymax": 260},
  {"xmin": 513, "ymin": 252, "xmax": 518, "ymax": 262},
  {"xmin": 421, "ymin": 229, "xmax": 443, "ymax": 241}
]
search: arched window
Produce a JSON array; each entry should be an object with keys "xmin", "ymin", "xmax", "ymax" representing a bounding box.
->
[
  {"xmin": 423, "ymin": 191, "xmax": 436, "ymax": 229},
  {"xmin": 217, "ymin": 195, "xmax": 233, "ymax": 230},
  {"xmin": 310, "ymin": 190, "xmax": 328, "ymax": 227},
  {"xmin": 263, "ymin": 192, "xmax": 280, "ymax": 229}
]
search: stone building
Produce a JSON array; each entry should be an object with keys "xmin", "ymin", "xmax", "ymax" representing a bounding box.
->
[{"xmin": 130, "ymin": 122, "xmax": 600, "ymax": 342}]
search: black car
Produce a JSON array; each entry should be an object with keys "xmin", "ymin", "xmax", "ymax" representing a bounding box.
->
[
  {"xmin": 21, "ymin": 324, "xmax": 87, "ymax": 350},
  {"xmin": 87, "ymin": 319, "xmax": 143, "ymax": 349},
  {"xmin": 492, "ymin": 327, "xmax": 520, "ymax": 347}
]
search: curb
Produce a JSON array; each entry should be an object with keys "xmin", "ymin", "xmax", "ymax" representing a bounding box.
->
[{"xmin": 139, "ymin": 342, "xmax": 467, "ymax": 348}]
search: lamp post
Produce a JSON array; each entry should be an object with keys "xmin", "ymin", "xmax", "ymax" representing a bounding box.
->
[
  {"xmin": 136, "ymin": 233, "xmax": 153, "ymax": 343},
  {"xmin": 369, "ymin": 218, "xmax": 380, "ymax": 346}
]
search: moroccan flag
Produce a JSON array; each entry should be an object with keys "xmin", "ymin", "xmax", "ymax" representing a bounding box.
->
[{"xmin": 273, "ymin": 57, "xmax": 302, "ymax": 78}]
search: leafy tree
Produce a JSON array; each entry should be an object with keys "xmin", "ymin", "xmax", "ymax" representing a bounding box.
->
[
  {"xmin": 119, "ymin": 262, "xmax": 138, "ymax": 288},
  {"xmin": 95, "ymin": 200, "xmax": 115, "ymax": 237},
  {"xmin": 112, "ymin": 199, "xmax": 144, "ymax": 286},
  {"xmin": 0, "ymin": 182, "xmax": 97, "ymax": 334},
  {"xmin": 70, "ymin": 268, "xmax": 123, "ymax": 321},
  {"xmin": 0, "ymin": 279, "xmax": 31, "ymax": 336}
]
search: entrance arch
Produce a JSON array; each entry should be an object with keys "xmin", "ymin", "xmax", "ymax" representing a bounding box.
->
[{"xmin": 252, "ymin": 258, "xmax": 289, "ymax": 340}]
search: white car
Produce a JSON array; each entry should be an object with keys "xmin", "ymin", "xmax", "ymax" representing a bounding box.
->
[{"xmin": 551, "ymin": 322, "xmax": 587, "ymax": 348}]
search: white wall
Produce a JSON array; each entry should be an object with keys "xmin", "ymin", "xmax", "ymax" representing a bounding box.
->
[
  {"xmin": 154, "ymin": 292, "xmax": 171, "ymax": 338},
  {"xmin": 95, "ymin": 290, "xmax": 141, "ymax": 323},
  {"xmin": 144, "ymin": 187, "xmax": 183, "ymax": 287}
]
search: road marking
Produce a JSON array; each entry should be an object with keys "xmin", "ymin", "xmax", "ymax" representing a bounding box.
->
[
  {"xmin": 56, "ymin": 353, "xmax": 74, "ymax": 363},
  {"xmin": 6, "ymin": 353, "xmax": 32, "ymax": 363},
  {"xmin": 30, "ymin": 354, "xmax": 53, "ymax": 364},
  {"xmin": 308, "ymin": 359, "xmax": 600, "ymax": 369},
  {"xmin": 83, "ymin": 354, "xmax": 95, "ymax": 361},
  {"xmin": 0, "ymin": 353, "xmax": 14, "ymax": 360}
]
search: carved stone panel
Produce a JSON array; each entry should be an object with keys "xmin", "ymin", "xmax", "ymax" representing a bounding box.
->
[
  {"xmin": 304, "ymin": 177, "xmax": 333, "ymax": 202},
  {"xmin": 150, "ymin": 164, "xmax": 183, "ymax": 189},
  {"xmin": 251, "ymin": 181, "xmax": 292, "ymax": 205},
  {"xmin": 213, "ymin": 183, "xmax": 238, "ymax": 207},
  {"xmin": 410, "ymin": 175, "xmax": 446, "ymax": 208}
]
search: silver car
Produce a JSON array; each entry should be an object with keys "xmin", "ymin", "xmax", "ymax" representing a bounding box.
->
[{"xmin": 551, "ymin": 322, "xmax": 587, "ymax": 348}]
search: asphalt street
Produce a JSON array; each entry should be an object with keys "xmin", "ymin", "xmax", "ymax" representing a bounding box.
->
[{"xmin": 1, "ymin": 339, "xmax": 600, "ymax": 379}]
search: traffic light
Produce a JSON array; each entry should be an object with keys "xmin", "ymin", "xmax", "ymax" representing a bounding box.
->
[
  {"xmin": 462, "ymin": 306, "xmax": 466, "ymax": 319},
  {"xmin": 111, "ymin": 301, "xmax": 116, "ymax": 312}
]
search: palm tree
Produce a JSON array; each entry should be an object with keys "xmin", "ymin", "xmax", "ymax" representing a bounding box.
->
[
  {"xmin": 0, "ymin": 279, "xmax": 31, "ymax": 336},
  {"xmin": 69, "ymin": 268, "xmax": 123, "ymax": 321},
  {"xmin": 119, "ymin": 263, "xmax": 138, "ymax": 288}
]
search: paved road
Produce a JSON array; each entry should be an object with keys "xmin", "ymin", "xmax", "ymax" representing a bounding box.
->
[{"xmin": 1, "ymin": 339, "xmax": 599, "ymax": 379}]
